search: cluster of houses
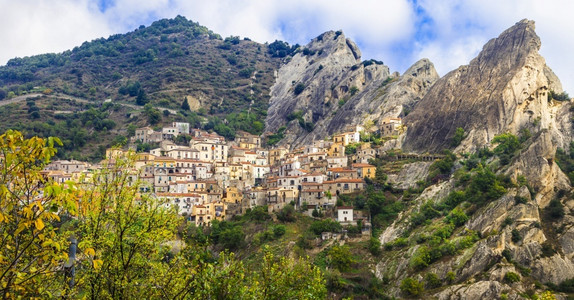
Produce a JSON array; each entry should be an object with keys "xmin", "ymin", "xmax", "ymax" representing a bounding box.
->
[{"xmin": 43, "ymin": 118, "xmax": 403, "ymax": 228}]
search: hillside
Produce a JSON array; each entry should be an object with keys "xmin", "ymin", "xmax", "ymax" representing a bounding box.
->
[{"xmin": 0, "ymin": 16, "xmax": 287, "ymax": 160}]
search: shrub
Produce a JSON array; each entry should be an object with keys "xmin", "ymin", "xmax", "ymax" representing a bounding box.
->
[
  {"xmin": 446, "ymin": 208, "xmax": 469, "ymax": 226},
  {"xmin": 434, "ymin": 224, "xmax": 455, "ymax": 240},
  {"xmin": 368, "ymin": 237, "xmax": 382, "ymax": 256},
  {"xmin": 400, "ymin": 277, "xmax": 424, "ymax": 297},
  {"xmin": 446, "ymin": 271, "xmax": 456, "ymax": 284},
  {"xmin": 549, "ymin": 90, "xmax": 570, "ymax": 101},
  {"xmin": 276, "ymin": 204, "xmax": 296, "ymax": 222},
  {"xmin": 504, "ymin": 272, "xmax": 521, "ymax": 283},
  {"xmin": 425, "ymin": 272, "xmax": 441, "ymax": 288},
  {"xmin": 515, "ymin": 195, "xmax": 528, "ymax": 204},
  {"xmin": 410, "ymin": 246, "xmax": 431, "ymax": 270},
  {"xmin": 511, "ymin": 229, "xmax": 522, "ymax": 243},
  {"xmin": 273, "ymin": 225, "xmax": 286, "ymax": 237},
  {"xmin": 558, "ymin": 277, "xmax": 574, "ymax": 293},
  {"xmin": 293, "ymin": 83, "xmax": 305, "ymax": 95},
  {"xmin": 502, "ymin": 249, "xmax": 513, "ymax": 262},
  {"xmin": 309, "ymin": 219, "xmax": 342, "ymax": 235},
  {"xmin": 547, "ymin": 199, "xmax": 565, "ymax": 219},
  {"xmin": 502, "ymin": 217, "xmax": 513, "ymax": 228},
  {"xmin": 541, "ymin": 241, "xmax": 557, "ymax": 258},
  {"xmin": 492, "ymin": 133, "xmax": 521, "ymax": 165},
  {"xmin": 451, "ymin": 127, "xmax": 466, "ymax": 147},
  {"xmin": 244, "ymin": 206, "xmax": 271, "ymax": 223},
  {"xmin": 328, "ymin": 245, "xmax": 354, "ymax": 272}
]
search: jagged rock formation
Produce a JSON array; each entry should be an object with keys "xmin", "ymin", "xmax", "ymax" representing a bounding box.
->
[
  {"xmin": 404, "ymin": 19, "xmax": 566, "ymax": 154},
  {"xmin": 376, "ymin": 20, "xmax": 574, "ymax": 299},
  {"xmin": 265, "ymin": 31, "xmax": 439, "ymax": 148},
  {"xmin": 403, "ymin": 19, "xmax": 572, "ymax": 205}
]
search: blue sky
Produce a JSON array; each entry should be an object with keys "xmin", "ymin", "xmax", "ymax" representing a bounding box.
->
[{"xmin": 1, "ymin": 0, "xmax": 573, "ymax": 92}]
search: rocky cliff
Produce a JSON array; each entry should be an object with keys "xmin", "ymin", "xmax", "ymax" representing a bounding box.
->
[
  {"xmin": 403, "ymin": 19, "xmax": 566, "ymax": 154},
  {"xmin": 265, "ymin": 31, "xmax": 439, "ymax": 148},
  {"xmin": 375, "ymin": 20, "xmax": 574, "ymax": 299}
]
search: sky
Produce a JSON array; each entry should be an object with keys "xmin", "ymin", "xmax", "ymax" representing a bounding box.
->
[{"xmin": 1, "ymin": 0, "xmax": 573, "ymax": 92}]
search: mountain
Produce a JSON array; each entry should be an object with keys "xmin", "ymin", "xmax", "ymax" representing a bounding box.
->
[
  {"xmin": 265, "ymin": 30, "xmax": 439, "ymax": 147},
  {"xmin": 1, "ymin": 16, "xmax": 574, "ymax": 298},
  {"xmin": 373, "ymin": 19, "xmax": 574, "ymax": 298},
  {"xmin": 0, "ymin": 16, "xmax": 278, "ymax": 117},
  {"xmin": 0, "ymin": 16, "xmax": 283, "ymax": 160}
]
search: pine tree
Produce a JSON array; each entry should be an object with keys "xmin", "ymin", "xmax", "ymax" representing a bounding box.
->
[
  {"xmin": 181, "ymin": 97, "xmax": 190, "ymax": 110},
  {"xmin": 136, "ymin": 89, "xmax": 148, "ymax": 105}
]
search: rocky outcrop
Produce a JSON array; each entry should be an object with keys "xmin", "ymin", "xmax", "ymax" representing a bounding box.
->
[
  {"xmin": 265, "ymin": 31, "xmax": 439, "ymax": 148},
  {"xmin": 403, "ymin": 19, "xmax": 567, "ymax": 154},
  {"xmin": 374, "ymin": 20, "xmax": 574, "ymax": 299}
]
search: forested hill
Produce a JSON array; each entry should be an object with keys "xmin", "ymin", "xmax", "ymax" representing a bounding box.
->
[
  {"xmin": 0, "ymin": 15, "xmax": 280, "ymax": 116},
  {"xmin": 0, "ymin": 16, "xmax": 297, "ymax": 160}
]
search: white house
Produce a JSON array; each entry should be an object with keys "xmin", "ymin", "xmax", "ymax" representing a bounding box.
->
[{"xmin": 336, "ymin": 206, "xmax": 354, "ymax": 223}]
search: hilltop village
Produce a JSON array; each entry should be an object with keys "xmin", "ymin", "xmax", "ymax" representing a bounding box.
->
[{"xmin": 42, "ymin": 119, "xmax": 405, "ymax": 227}]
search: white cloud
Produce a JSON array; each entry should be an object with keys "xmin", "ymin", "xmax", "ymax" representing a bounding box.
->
[
  {"xmin": 409, "ymin": 0, "xmax": 574, "ymax": 92},
  {"xmin": 0, "ymin": 0, "xmax": 112, "ymax": 64},
  {"xmin": 0, "ymin": 0, "xmax": 572, "ymax": 93}
]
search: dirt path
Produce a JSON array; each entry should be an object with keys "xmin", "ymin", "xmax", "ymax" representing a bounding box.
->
[{"xmin": 0, "ymin": 93, "xmax": 177, "ymax": 114}]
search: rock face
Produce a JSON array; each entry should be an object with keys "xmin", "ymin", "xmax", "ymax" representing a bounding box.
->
[
  {"xmin": 403, "ymin": 19, "xmax": 566, "ymax": 154},
  {"xmin": 375, "ymin": 20, "xmax": 574, "ymax": 299},
  {"xmin": 265, "ymin": 31, "xmax": 439, "ymax": 148}
]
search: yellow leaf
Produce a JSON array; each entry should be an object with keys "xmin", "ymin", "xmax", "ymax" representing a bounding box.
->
[
  {"xmin": 85, "ymin": 248, "xmax": 95, "ymax": 256},
  {"xmin": 15, "ymin": 223, "xmax": 26, "ymax": 235},
  {"xmin": 93, "ymin": 259, "xmax": 103, "ymax": 270},
  {"xmin": 35, "ymin": 219, "xmax": 45, "ymax": 230}
]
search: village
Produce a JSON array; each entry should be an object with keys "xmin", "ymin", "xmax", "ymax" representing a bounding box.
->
[{"xmin": 42, "ymin": 118, "xmax": 404, "ymax": 230}]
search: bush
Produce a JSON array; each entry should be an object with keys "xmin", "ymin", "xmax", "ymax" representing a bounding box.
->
[
  {"xmin": 446, "ymin": 271, "xmax": 456, "ymax": 284},
  {"xmin": 244, "ymin": 206, "xmax": 271, "ymax": 223},
  {"xmin": 492, "ymin": 133, "xmax": 521, "ymax": 165},
  {"xmin": 502, "ymin": 249, "xmax": 513, "ymax": 262},
  {"xmin": 434, "ymin": 224, "xmax": 455, "ymax": 240},
  {"xmin": 219, "ymin": 226, "xmax": 245, "ymax": 251},
  {"xmin": 451, "ymin": 127, "xmax": 465, "ymax": 147},
  {"xmin": 425, "ymin": 272, "xmax": 441, "ymax": 288},
  {"xmin": 400, "ymin": 277, "xmax": 424, "ymax": 297},
  {"xmin": 309, "ymin": 219, "xmax": 342, "ymax": 236},
  {"xmin": 368, "ymin": 237, "xmax": 382, "ymax": 256},
  {"xmin": 328, "ymin": 245, "xmax": 354, "ymax": 272},
  {"xmin": 410, "ymin": 246, "xmax": 431, "ymax": 270},
  {"xmin": 511, "ymin": 229, "xmax": 522, "ymax": 243},
  {"xmin": 541, "ymin": 241, "xmax": 556, "ymax": 258},
  {"xmin": 558, "ymin": 277, "xmax": 574, "ymax": 293},
  {"xmin": 293, "ymin": 83, "xmax": 305, "ymax": 95},
  {"xmin": 549, "ymin": 90, "xmax": 570, "ymax": 101},
  {"xmin": 446, "ymin": 208, "xmax": 469, "ymax": 226},
  {"xmin": 504, "ymin": 272, "xmax": 521, "ymax": 283},
  {"xmin": 273, "ymin": 225, "xmax": 286, "ymax": 238},
  {"xmin": 547, "ymin": 199, "xmax": 565, "ymax": 220},
  {"xmin": 277, "ymin": 204, "xmax": 296, "ymax": 222}
]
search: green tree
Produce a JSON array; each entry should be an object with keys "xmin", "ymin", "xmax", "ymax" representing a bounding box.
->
[
  {"xmin": 144, "ymin": 103, "xmax": 161, "ymax": 125},
  {"xmin": 328, "ymin": 245, "xmax": 354, "ymax": 272},
  {"xmin": 73, "ymin": 151, "xmax": 180, "ymax": 299},
  {"xmin": 181, "ymin": 98, "xmax": 190, "ymax": 110},
  {"xmin": 492, "ymin": 133, "xmax": 521, "ymax": 165},
  {"xmin": 0, "ymin": 130, "xmax": 76, "ymax": 298},
  {"xmin": 368, "ymin": 237, "xmax": 382, "ymax": 256},
  {"xmin": 136, "ymin": 88, "xmax": 149, "ymax": 105},
  {"xmin": 293, "ymin": 83, "xmax": 305, "ymax": 95},
  {"xmin": 277, "ymin": 204, "xmax": 296, "ymax": 222},
  {"xmin": 400, "ymin": 277, "xmax": 424, "ymax": 297},
  {"xmin": 451, "ymin": 127, "xmax": 465, "ymax": 147}
]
